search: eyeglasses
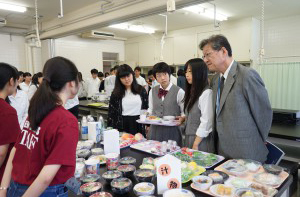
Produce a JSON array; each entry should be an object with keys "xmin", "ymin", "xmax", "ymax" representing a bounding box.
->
[{"xmin": 202, "ymin": 51, "xmax": 214, "ymax": 59}]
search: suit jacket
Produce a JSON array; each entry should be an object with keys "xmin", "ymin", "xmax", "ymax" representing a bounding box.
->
[{"xmin": 211, "ymin": 61, "xmax": 272, "ymax": 163}]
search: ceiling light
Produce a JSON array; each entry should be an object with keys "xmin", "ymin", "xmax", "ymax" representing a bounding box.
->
[
  {"xmin": 0, "ymin": 2, "xmax": 27, "ymax": 13},
  {"xmin": 183, "ymin": 5, "xmax": 228, "ymax": 21},
  {"xmin": 109, "ymin": 23, "xmax": 155, "ymax": 34}
]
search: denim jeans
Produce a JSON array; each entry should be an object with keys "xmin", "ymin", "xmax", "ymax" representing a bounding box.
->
[{"xmin": 7, "ymin": 180, "xmax": 68, "ymax": 197}]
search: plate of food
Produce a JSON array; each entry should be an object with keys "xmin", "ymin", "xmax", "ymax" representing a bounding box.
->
[
  {"xmin": 146, "ymin": 116, "xmax": 161, "ymax": 123},
  {"xmin": 236, "ymin": 159, "xmax": 262, "ymax": 173},
  {"xmin": 181, "ymin": 162, "xmax": 206, "ymax": 183},
  {"xmin": 249, "ymin": 182, "xmax": 278, "ymax": 197},
  {"xmin": 227, "ymin": 177, "xmax": 251, "ymax": 189},
  {"xmin": 222, "ymin": 160, "xmax": 248, "ymax": 176},
  {"xmin": 209, "ymin": 184, "xmax": 235, "ymax": 197},
  {"xmin": 235, "ymin": 188, "xmax": 264, "ymax": 197},
  {"xmin": 253, "ymin": 173, "xmax": 282, "ymax": 187},
  {"xmin": 89, "ymin": 155, "xmax": 106, "ymax": 164},
  {"xmin": 202, "ymin": 170, "xmax": 229, "ymax": 184}
]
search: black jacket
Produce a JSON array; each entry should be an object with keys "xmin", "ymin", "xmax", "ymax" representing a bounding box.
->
[{"xmin": 107, "ymin": 87, "xmax": 148, "ymax": 130}]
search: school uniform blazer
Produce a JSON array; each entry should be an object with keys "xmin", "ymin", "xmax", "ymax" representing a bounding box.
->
[{"xmin": 211, "ymin": 61, "xmax": 273, "ymax": 163}]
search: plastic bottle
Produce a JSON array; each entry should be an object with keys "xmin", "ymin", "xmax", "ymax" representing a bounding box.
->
[
  {"xmin": 98, "ymin": 115, "xmax": 105, "ymax": 142},
  {"xmin": 81, "ymin": 116, "xmax": 88, "ymax": 140}
]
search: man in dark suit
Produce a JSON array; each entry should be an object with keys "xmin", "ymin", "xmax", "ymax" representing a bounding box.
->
[{"xmin": 199, "ymin": 35, "xmax": 272, "ymax": 163}]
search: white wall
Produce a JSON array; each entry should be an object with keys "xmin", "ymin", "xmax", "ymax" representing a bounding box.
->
[
  {"xmin": 264, "ymin": 14, "xmax": 300, "ymax": 63},
  {"xmin": 0, "ymin": 34, "xmax": 26, "ymax": 71},
  {"xmin": 54, "ymin": 35, "xmax": 125, "ymax": 79}
]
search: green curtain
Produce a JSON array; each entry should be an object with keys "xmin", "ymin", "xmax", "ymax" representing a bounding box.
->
[{"xmin": 259, "ymin": 62, "xmax": 300, "ymax": 110}]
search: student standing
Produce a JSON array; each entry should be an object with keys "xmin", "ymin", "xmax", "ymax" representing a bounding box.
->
[
  {"xmin": 0, "ymin": 63, "xmax": 20, "ymax": 182},
  {"xmin": 105, "ymin": 66, "xmax": 119, "ymax": 96},
  {"xmin": 78, "ymin": 72, "xmax": 87, "ymax": 100},
  {"xmin": 108, "ymin": 64, "xmax": 148, "ymax": 135},
  {"xmin": 28, "ymin": 72, "xmax": 43, "ymax": 101},
  {"xmin": 177, "ymin": 69, "xmax": 186, "ymax": 90},
  {"xmin": 19, "ymin": 72, "xmax": 32, "ymax": 94},
  {"xmin": 0, "ymin": 57, "xmax": 79, "ymax": 197},
  {"xmin": 178, "ymin": 58, "xmax": 214, "ymax": 152},
  {"xmin": 148, "ymin": 62, "xmax": 184, "ymax": 145},
  {"xmin": 98, "ymin": 72, "xmax": 105, "ymax": 92},
  {"xmin": 86, "ymin": 68, "xmax": 100, "ymax": 98}
]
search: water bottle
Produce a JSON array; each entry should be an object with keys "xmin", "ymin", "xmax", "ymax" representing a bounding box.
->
[
  {"xmin": 87, "ymin": 115, "xmax": 94, "ymax": 122},
  {"xmin": 81, "ymin": 116, "xmax": 88, "ymax": 140},
  {"xmin": 98, "ymin": 115, "xmax": 105, "ymax": 142}
]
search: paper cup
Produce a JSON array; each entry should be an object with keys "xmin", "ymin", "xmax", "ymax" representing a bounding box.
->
[
  {"xmin": 85, "ymin": 159, "xmax": 100, "ymax": 174},
  {"xmin": 106, "ymin": 153, "xmax": 119, "ymax": 170}
]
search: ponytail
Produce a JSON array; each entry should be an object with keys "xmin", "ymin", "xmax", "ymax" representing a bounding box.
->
[{"xmin": 28, "ymin": 57, "xmax": 78, "ymax": 130}]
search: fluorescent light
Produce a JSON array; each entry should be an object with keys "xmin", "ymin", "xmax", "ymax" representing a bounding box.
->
[
  {"xmin": 109, "ymin": 23, "xmax": 155, "ymax": 34},
  {"xmin": 183, "ymin": 5, "xmax": 228, "ymax": 21},
  {"xmin": 0, "ymin": 2, "xmax": 27, "ymax": 13}
]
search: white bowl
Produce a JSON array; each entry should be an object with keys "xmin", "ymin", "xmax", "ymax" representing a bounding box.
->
[
  {"xmin": 163, "ymin": 116, "xmax": 176, "ymax": 121},
  {"xmin": 192, "ymin": 175, "xmax": 213, "ymax": 191},
  {"xmin": 163, "ymin": 189, "xmax": 195, "ymax": 197},
  {"xmin": 133, "ymin": 182, "xmax": 155, "ymax": 196}
]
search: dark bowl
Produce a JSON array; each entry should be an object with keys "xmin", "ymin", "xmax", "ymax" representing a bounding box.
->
[
  {"xmin": 119, "ymin": 156, "xmax": 137, "ymax": 165},
  {"xmin": 80, "ymin": 182, "xmax": 102, "ymax": 197},
  {"xmin": 263, "ymin": 164, "xmax": 283, "ymax": 175},
  {"xmin": 102, "ymin": 170, "xmax": 122, "ymax": 184},
  {"xmin": 80, "ymin": 174, "xmax": 100, "ymax": 184},
  {"xmin": 134, "ymin": 169, "xmax": 155, "ymax": 183},
  {"xmin": 111, "ymin": 178, "xmax": 132, "ymax": 195},
  {"xmin": 117, "ymin": 165, "xmax": 136, "ymax": 177}
]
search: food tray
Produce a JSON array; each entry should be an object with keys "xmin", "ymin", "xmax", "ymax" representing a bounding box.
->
[
  {"xmin": 191, "ymin": 175, "xmax": 278, "ymax": 197},
  {"xmin": 172, "ymin": 149, "xmax": 225, "ymax": 169},
  {"xmin": 215, "ymin": 160, "xmax": 289, "ymax": 188},
  {"xmin": 136, "ymin": 119, "xmax": 177, "ymax": 126},
  {"xmin": 130, "ymin": 140, "xmax": 181, "ymax": 156}
]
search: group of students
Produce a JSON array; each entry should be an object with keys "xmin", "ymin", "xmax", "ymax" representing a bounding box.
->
[{"xmin": 107, "ymin": 59, "xmax": 213, "ymax": 151}]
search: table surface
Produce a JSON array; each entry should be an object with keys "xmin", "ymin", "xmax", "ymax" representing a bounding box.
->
[
  {"xmin": 269, "ymin": 122, "xmax": 300, "ymax": 140},
  {"xmin": 79, "ymin": 100, "xmax": 108, "ymax": 110},
  {"xmin": 70, "ymin": 145, "xmax": 293, "ymax": 197}
]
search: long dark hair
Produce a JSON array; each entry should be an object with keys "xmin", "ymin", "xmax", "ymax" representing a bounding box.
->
[
  {"xmin": 183, "ymin": 58, "xmax": 208, "ymax": 112},
  {"xmin": 0, "ymin": 63, "xmax": 18, "ymax": 103},
  {"xmin": 31, "ymin": 72, "xmax": 43, "ymax": 88},
  {"xmin": 29, "ymin": 57, "xmax": 78, "ymax": 130},
  {"xmin": 112, "ymin": 64, "xmax": 142, "ymax": 99}
]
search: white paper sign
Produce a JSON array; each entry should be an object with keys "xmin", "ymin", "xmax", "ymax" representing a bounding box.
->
[
  {"xmin": 103, "ymin": 129, "xmax": 120, "ymax": 154},
  {"xmin": 156, "ymin": 154, "xmax": 181, "ymax": 194}
]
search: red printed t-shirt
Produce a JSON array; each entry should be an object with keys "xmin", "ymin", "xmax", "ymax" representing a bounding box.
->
[
  {"xmin": 0, "ymin": 99, "xmax": 20, "ymax": 180},
  {"xmin": 12, "ymin": 106, "xmax": 78, "ymax": 185}
]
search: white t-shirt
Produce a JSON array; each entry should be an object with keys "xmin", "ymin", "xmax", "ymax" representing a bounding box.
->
[
  {"xmin": 136, "ymin": 76, "xmax": 147, "ymax": 87},
  {"xmin": 86, "ymin": 77, "xmax": 100, "ymax": 97},
  {"xmin": 28, "ymin": 85, "xmax": 38, "ymax": 101},
  {"xmin": 8, "ymin": 89, "xmax": 29, "ymax": 127},
  {"xmin": 122, "ymin": 90, "xmax": 142, "ymax": 116},
  {"xmin": 19, "ymin": 82, "xmax": 31, "ymax": 93},
  {"xmin": 105, "ymin": 75, "xmax": 116, "ymax": 96}
]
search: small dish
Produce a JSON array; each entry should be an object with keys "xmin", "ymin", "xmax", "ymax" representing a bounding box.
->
[
  {"xmin": 209, "ymin": 184, "xmax": 235, "ymax": 197},
  {"xmin": 111, "ymin": 178, "xmax": 132, "ymax": 195},
  {"xmin": 237, "ymin": 159, "xmax": 262, "ymax": 172},
  {"xmin": 102, "ymin": 170, "xmax": 122, "ymax": 184},
  {"xmin": 192, "ymin": 175, "xmax": 213, "ymax": 190},
  {"xmin": 263, "ymin": 164, "xmax": 283, "ymax": 175},
  {"xmin": 80, "ymin": 182, "xmax": 102, "ymax": 197},
  {"xmin": 89, "ymin": 192, "xmax": 113, "ymax": 197},
  {"xmin": 222, "ymin": 160, "xmax": 248, "ymax": 176},
  {"xmin": 228, "ymin": 178, "xmax": 251, "ymax": 189},
  {"xmin": 76, "ymin": 149, "xmax": 91, "ymax": 158},
  {"xmin": 235, "ymin": 188, "xmax": 264, "ymax": 197},
  {"xmin": 163, "ymin": 189, "xmax": 195, "ymax": 197},
  {"xmin": 202, "ymin": 170, "xmax": 229, "ymax": 184},
  {"xmin": 133, "ymin": 182, "xmax": 155, "ymax": 196},
  {"xmin": 163, "ymin": 116, "xmax": 176, "ymax": 121},
  {"xmin": 119, "ymin": 156, "xmax": 136, "ymax": 165},
  {"xmin": 134, "ymin": 169, "xmax": 155, "ymax": 183},
  {"xmin": 249, "ymin": 182, "xmax": 278, "ymax": 196},
  {"xmin": 89, "ymin": 155, "xmax": 106, "ymax": 164},
  {"xmin": 117, "ymin": 165, "xmax": 136, "ymax": 177}
]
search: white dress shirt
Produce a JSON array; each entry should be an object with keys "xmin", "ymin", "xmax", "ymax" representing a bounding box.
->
[
  {"xmin": 19, "ymin": 82, "xmax": 31, "ymax": 93},
  {"xmin": 136, "ymin": 76, "xmax": 147, "ymax": 87},
  {"xmin": 148, "ymin": 83, "xmax": 185, "ymax": 116},
  {"xmin": 195, "ymin": 89, "xmax": 213, "ymax": 138},
  {"xmin": 28, "ymin": 85, "xmax": 38, "ymax": 101},
  {"xmin": 86, "ymin": 77, "xmax": 100, "ymax": 97},
  {"xmin": 65, "ymin": 95, "xmax": 79, "ymax": 110},
  {"xmin": 122, "ymin": 90, "xmax": 142, "ymax": 116},
  {"xmin": 9, "ymin": 89, "xmax": 29, "ymax": 127},
  {"xmin": 78, "ymin": 81, "xmax": 87, "ymax": 98},
  {"xmin": 105, "ymin": 75, "xmax": 116, "ymax": 96},
  {"xmin": 221, "ymin": 60, "xmax": 234, "ymax": 82},
  {"xmin": 170, "ymin": 75, "xmax": 177, "ymax": 86}
]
